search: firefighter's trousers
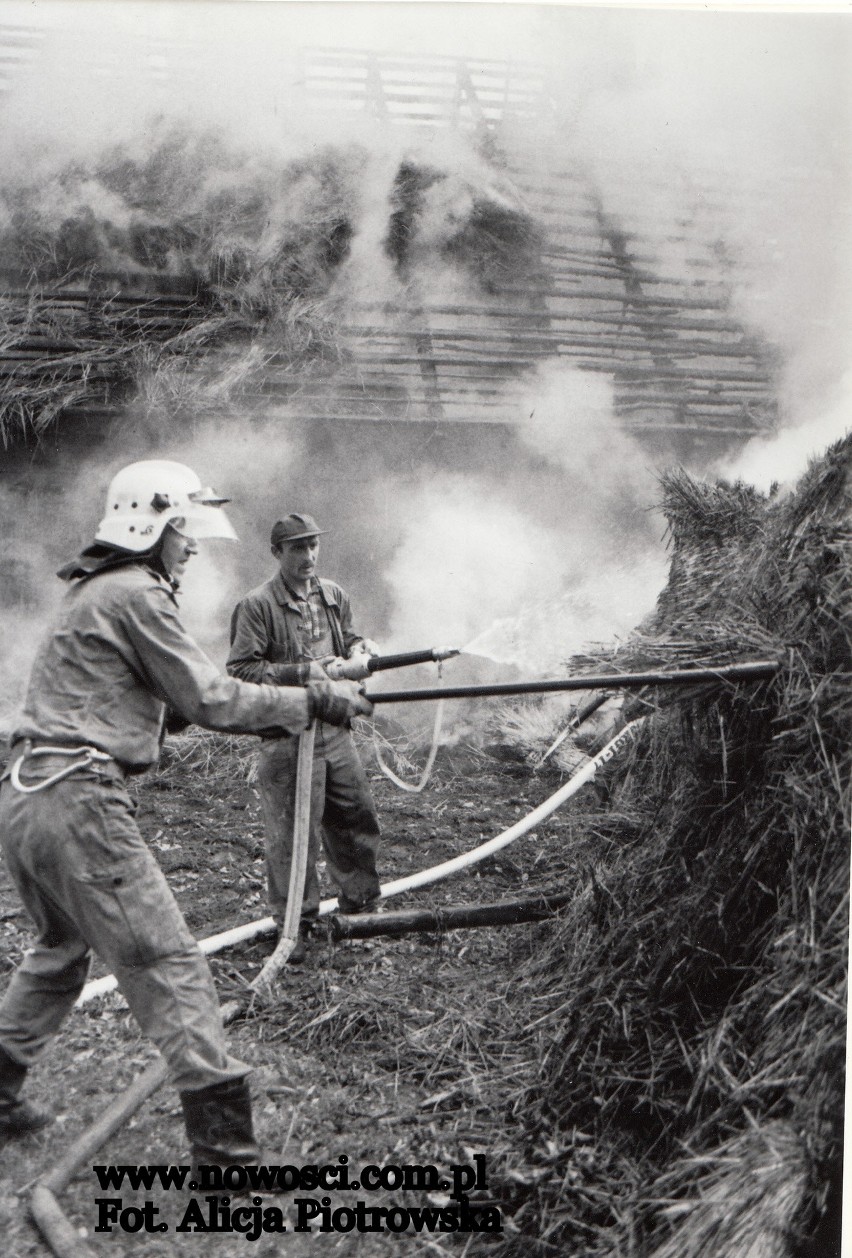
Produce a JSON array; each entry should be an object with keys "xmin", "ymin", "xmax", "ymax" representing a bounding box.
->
[
  {"xmin": 0, "ymin": 761, "xmax": 248, "ymax": 1092},
  {"xmin": 257, "ymin": 722, "xmax": 381, "ymax": 922}
]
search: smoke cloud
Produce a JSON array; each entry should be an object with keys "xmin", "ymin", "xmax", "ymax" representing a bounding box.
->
[
  {"xmin": 385, "ymin": 475, "xmax": 575, "ymax": 655},
  {"xmin": 0, "ymin": 3, "xmax": 848, "ymax": 736},
  {"xmin": 715, "ymin": 369, "xmax": 852, "ymax": 493}
]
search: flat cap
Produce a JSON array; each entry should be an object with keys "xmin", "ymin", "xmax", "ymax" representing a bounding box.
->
[{"xmin": 270, "ymin": 513, "xmax": 326, "ymax": 545}]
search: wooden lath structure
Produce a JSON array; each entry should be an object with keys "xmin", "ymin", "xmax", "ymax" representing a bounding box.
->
[
  {"xmin": 0, "ymin": 275, "xmax": 218, "ymax": 444},
  {"xmin": 299, "ymin": 46, "xmax": 552, "ymax": 129},
  {"xmin": 259, "ymin": 164, "xmax": 776, "ymax": 439},
  {"xmin": 0, "ymin": 199, "xmax": 778, "ymax": 449},
  {"xmin": 290, "ymin": 50, "xmax": 777, "ymax": 440},
  {"xmin": 0, "ymin": 47, "xmax": 778, "ymax": 453},
  {"xmin": 0, "ymin": 21, "xmax": 46, "ymax": 97}
]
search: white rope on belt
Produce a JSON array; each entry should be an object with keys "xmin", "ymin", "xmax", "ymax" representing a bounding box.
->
[{"xmin": 9, "ymin": 744, "xmax": 114, "ymax": 795}]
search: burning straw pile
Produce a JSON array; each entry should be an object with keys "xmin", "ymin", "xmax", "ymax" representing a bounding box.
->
[
  {"xmin": 483, "ymin": 436, "xmax": 850, "ymax": 1256},
  {"xmin": 0, "ymin": 290, "xmax": 241, "ymax": 446},
  {"xmin": 1, "ymin": 123, "xmax": 542, "ymax": 445},
  {"xmin": 385, "ymin": 159, "xmax": 542, "ymax": 291},
  {"xmin": 0, "ymin": 125, "xmax": 363, "ymax": 444}
]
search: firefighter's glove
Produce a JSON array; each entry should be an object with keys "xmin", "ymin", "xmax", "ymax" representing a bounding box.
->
[
  {"xmin": 307, "ymin": 679, "xmax": 374, "ymax": 726},
  {"xmin": 324, "ymin": 655, "xmax": 372, "ymax": 681}
]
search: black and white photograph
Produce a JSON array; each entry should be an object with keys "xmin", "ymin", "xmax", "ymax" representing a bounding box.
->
[{"xmin": 0, "ymin": 1, "xmax": 849, "ymax": 1254}]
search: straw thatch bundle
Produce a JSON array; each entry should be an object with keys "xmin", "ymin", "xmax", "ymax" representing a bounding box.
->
[
  {"xmin": 0, "ymin": 290, "xmax": 239, "ymax": 446},
  {"xmin": 1, "ymin": 125, "xmax": 362, "ymax": 300},
  {"xmin": 384, "ymin": 158, "xmax": 542, "ymax": 289},
  {"xmin": 0, "ymin": 125, "xmax": 366, "ymax": 443},
  {"xmin": 444, "ymin": 197, "xmax": 545, "ymax": 295},
  {"xmin": 487, "ymin": 436, "xmax": 850, "ymax": 1256},
  {"xmin": 1, "ymin": 124, "xmax": 549, "ymax": 445},
  {"xmin": 647, "ymin": 1122, "xmax": 812, "ymax": 1258}
]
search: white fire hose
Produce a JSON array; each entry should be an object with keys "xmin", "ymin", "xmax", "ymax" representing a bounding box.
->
[
  {"xmin": 250, "ymin": 720, "xmax": 315, "ymax": 997},
  {"xmin": 76, "ymin": 718, "xmax": 644, "ymax": 1007},
  {"xmin": 32, "ymin": 717, "xmax": 645, "ymax": 1258},
  {"xmin": 373, "ymin": 700, "xmax": 445, "ymax": 793}
]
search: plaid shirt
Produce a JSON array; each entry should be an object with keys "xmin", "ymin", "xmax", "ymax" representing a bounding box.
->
[
  {"xmin": 284, "ymin": 580, "xmax": 336, "ymax": 660},
  {"xmin": 227, "ymin": 572, "xmax": 363, "ymax": 688}
]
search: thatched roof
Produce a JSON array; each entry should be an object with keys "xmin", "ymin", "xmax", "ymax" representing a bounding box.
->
[{"xmin": 1, "ymin": 125, "xmax": 778, "ymax": 451}]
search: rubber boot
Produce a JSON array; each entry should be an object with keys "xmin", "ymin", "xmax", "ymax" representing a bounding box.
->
[
  {"xmin": 337, "ymin": 894, "xmax": 381, "ymax": 915},
  {"xmin": 180, "ymin": 1078, "xmax": 260, "ymax": 1169},
  {"xmin": 0, "ymin": 1044, "xmax": 52, "ymax": 1138},
  {"xmin": 180, "ymin": 1078, "xmax": 290, "ymax": 1195},
  {"xmin": 272, "ymin": 918, "xmax": 313, "ymax": 964},
  {"xmin": 288, "ymin": 919, "xmax": 315, "ymax": 964}
]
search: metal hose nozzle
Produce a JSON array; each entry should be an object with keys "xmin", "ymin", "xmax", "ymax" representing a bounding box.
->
[{"xmin": 366, "ymin": 646, "xmax": 461, "ymax": 673}]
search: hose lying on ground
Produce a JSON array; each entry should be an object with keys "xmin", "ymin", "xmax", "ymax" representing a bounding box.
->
[
  {"xmin": 76, "ymin": 717, "xmax": 645, "ymax": 1007},
  {"xmin": 34, "ymin": 717, "xmax": 644, "ymax": 1258},
  {"xmin": 372, "ymin": 698, "xmax": 445, "ymax": 793}
]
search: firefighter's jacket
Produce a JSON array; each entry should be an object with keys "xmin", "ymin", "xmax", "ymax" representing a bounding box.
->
[
  {"xmin": 12, "ymin": 564, "xmax": 312, "ymax": 772},
  {"xmin": 227, "ymin": 572, "xmax": 362, "ymax": 687}
]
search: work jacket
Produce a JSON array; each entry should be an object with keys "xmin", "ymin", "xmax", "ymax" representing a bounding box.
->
[
  {"xmin": 12, "ymin": 563, "xmax": 312, "ymax": 772},
  {"xmin": 227, "ymin": 573, "xmax": 362, "ymax": 687}
]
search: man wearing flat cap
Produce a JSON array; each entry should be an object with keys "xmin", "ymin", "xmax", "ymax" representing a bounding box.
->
[{"xmin": 227, "ymin": 513, "xmax": 382, "ymax": 961}]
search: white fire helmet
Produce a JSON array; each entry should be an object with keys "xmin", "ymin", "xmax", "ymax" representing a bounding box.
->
[{"xmin": 95, "ymin": 460, "xmax": 238, "ymax": 552}]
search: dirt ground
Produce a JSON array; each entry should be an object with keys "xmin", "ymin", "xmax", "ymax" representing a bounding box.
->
[{"xmin": 0, "ymin": 723, "xmax": 607, "ymax": 1257}]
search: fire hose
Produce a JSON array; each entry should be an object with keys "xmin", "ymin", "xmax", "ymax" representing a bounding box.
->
[
  {"xmin": 367, "ymin": 648, "xmax": 457, "ymax": 792},
  {"xmin": 249, "ymin": 719, "xmax": 316, "ymax": 997},
  {"xmin": 33, "ymin": 659, "xmax": 779, "ymax": 1255},
  {"xmin": 74, "ymin": 710, "xmax": 652, "ymax": 1008},
  {"xmin": 372, "ymin": 699, "xmax": 445, "ymax": 793},
  {"xmin": 74, "ymin": 657, "xmax": 779, "ymax": 1007},
  {"xmin": 34, "ymin": 718, "xmax": 641, "ymax": 1258}
]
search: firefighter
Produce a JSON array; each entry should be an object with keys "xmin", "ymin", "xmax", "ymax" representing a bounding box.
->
[
  {"xmin": 0, "ymin": 461, "xmax": 370, "ymax": 1170},
  {"xmin": 227, "ymin": 514, "xmax": 382, "ymax": 961}
]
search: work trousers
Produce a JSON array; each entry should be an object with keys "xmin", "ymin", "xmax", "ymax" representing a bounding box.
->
[
  {"xmin": 257, "ymin": 722, "xmax": 381, "ymax": 922},
  {"xmin": 0, "ymin": 762, "xmax": 248, "ymax": 1093}
]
